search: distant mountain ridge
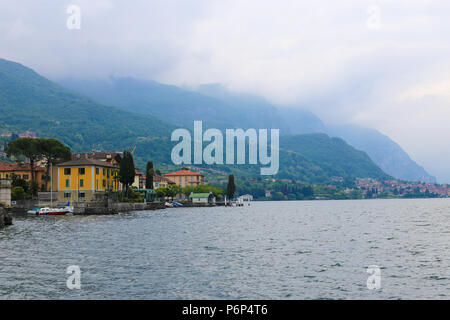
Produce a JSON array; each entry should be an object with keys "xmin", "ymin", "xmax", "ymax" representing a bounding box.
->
[
  {"xmin": 0, "ymin": 58, "xmax": 390, "ymax": 184},
  {"xmin": 58, "ymin": 76, "xmax": 436, "ymax": 182},
  {"xmin": 325, "ymin": 125, "xmax": 436, "ymax": 183},
  {"xmin": 0, "ymin": 58, "xmax": 174, "ymax": 164}
]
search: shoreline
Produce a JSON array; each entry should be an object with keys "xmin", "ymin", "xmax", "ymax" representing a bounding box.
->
[{"xmin": 0, "ymin": 206, "xmax": 13, "ymax": 228}]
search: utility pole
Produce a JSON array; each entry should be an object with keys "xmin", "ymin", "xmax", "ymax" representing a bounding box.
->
[{"xmin": 50, "ymin": 162, "xmax": 53, "ymax": 207}]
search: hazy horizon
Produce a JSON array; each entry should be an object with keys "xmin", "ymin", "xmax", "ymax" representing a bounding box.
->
[{"xmin": 0, "ymin": 0, "xmax": 449, "ymax": 182}]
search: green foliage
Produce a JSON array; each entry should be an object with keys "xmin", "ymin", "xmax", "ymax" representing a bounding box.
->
[
  {"xmin": 181, "ymin": 185, "xmax": 224, "ymax": 199},
  {"xmin": 119, "ymin": 151, "xmax": 135, "ymax": 192},
  {"xmin": 5, "ymin": 137, "xmax": 72, "ymax": 194},
  {"xmin": 165, "ymin": 185, "xmax": 182, "ymax": 200},
  {"xmin": 145, "ymin": 161, "xmax": 154, "ymax": 189},
  {"xmin": 279, "ymin": 134, "xmax": 390, "ymax": 181},
  {"xmin": 11, "ymin": 186, "xmax": 30, "ymax": 200},
  {"xmin": 6, "ymin": 137, "xmax": 42, "ymax": 194},
  {"xmin": 123, "ymin": 188, "xmax": 144, "ymax": 203},
  {"xmin": 11, "ymin": 173, "xmax": 29, "ymax": 193},
  {"xmin": 38, "ymin": 138, "xmax": 72, "ymax": 189},
  {"xmin": 226, "ymin": 174, "xmax": 236, "ymax": 199},
  {"xmin": 0, "ymin": 58, "xmax": 172, "ymax": 160},
  {"xmin": 230, "ymin": 177, "xmax": 316, "ymax": 201},
  {"xmin": 0, "ymin": 58, "xmax": 391, "ymax": 187},
  {"xmin": 156, "ymin": 187, "xmax": 167, "ymax": 200}
]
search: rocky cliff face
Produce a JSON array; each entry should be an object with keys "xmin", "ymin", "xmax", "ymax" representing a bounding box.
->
[{"xmin": 0, "ymin": 207, "xmax": 13, "ymax": 229}]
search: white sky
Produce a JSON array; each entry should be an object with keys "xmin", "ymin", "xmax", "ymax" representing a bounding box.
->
[{"xmin": 0, "ymin": 0, "xmax": 449, "ymax": 182}]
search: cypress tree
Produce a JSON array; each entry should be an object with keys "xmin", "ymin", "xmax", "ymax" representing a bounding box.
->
[
  {"xmin": 146, "ymin": 161, "xmax": 154, "ymax": 189},
  {"xmin": 119, "ymin": 151, "xmax": 135, "ymax": 195},
  {"xmin": 226, "ymin": 174, "xmax": 236, "ymax": 199}
]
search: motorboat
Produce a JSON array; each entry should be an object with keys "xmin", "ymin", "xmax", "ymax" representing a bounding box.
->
[{"xmin": 34, "ymin": 207, "xmax": 70, "ymax": 216}]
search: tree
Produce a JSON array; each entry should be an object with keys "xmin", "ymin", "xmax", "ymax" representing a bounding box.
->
[
  {"xmin": 226, "ymin": 174, "xmax": 236, "ymax": 200},
  {"xmin": 39, "ymin": 138, "xmax": 72, "ymax": 191},
  {"xmin": 119, "ymin": 151, "xmax": 135, "ymax": 196},
  {"xmin": 11, "ymin": 173, "xmax": 29, "ymax": 194},
  {"xmin": 11, "ymin": 186, "xmax": 30, "ymax": 200},
  {"xmin": 182, "ymin": 186, "xmax": 195, "ymax": 197},
  {"xmin": 156, "ymin": 187, "xmax": 167, "ymax": 200},
  {"xmin": 145, "ymin": 161, "xmax": 154, "ymax": 189},
  {"xmin": 166, "ymin": 185, "xmax": 182, "ymax": 201},
  {"xmin": 6, "ymin": 138, "xmax": 42, "ymax": 195}
]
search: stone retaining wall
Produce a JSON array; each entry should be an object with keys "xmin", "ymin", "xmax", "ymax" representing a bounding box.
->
[
  {"xmin": 74, "ymin": 202, "xmax": 165, "ymax": 215},
  {"xmin": 0, "ymin": 207, "xmax": 13, "ymax": 229}
]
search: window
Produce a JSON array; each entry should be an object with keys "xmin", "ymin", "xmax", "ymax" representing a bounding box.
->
[
  {"xmin": 65, "ymin": 179, "xmax": 70, "ymax": 187},
  {"xmin": 64, "ymin": 168, "xmax": 71, "ymax": 175},
  {"xmin": 103, "ymin": 169, "xmax": 106, "ymax": 175},
  {"xmin": 96, "ymin": 168, "xmax": 99, "ymax": 175},
  {"xmin": 96, "ymin": 179, "xmax": 99, "ymax": 190},
  {"xmin": 64, "ymin": 192, "xmax": 71, "ymax": 198},
  {"xmin": 79, "ymin": 179, "xmax": 84, "ymax": 187},
  {"xmin": 78, "ymin": 168, "xmax": 85, "ymax": 175},
  {"xmin": 103, "ymin": 180, "xmax": 106, "ymax": 187},
  {"xmin": 107, "ymin": 169, "xmax": 110, "ymax": 178},
  {"xmin": 5, "ymin": 174, "xmax": 8, "ymax": 179},
  {"xmin": 78, "ymin": 192, "xmax": 85, "ymax": 198}
]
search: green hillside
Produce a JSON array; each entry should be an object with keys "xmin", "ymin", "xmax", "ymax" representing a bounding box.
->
[
  {"xmin": 280, "ymin": 134, "xmax": 390, "ymax": 181},
  {"xmin": 0, "ymin": 58, "xmax": 389, "ymax": 184},
  {"xmin": 0, "ymin": 58, "xmax": 172, "ymax": 157}
]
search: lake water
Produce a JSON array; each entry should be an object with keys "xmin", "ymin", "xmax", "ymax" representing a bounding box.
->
[{"xmin": 1, "ymin": 199, "xmax": 450, "ymax": 299}]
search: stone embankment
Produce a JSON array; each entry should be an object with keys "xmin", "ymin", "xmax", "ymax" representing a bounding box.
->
[
  {"xmin": 74, "ymin": 201, "xmax": 165, "ymax": 215},
  {"xmin": 0, "ymin": 206, "xmax": 13, "ymax": 229}
]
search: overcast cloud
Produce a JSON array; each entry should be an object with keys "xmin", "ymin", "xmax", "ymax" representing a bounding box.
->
[{"xmin": 0, "ymin": 0, "xmax": 449, "ymax": 181}]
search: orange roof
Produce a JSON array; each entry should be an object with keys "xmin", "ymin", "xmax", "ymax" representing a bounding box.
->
[
  {"xmin": 0, "ymin": 162, "xmax": 45, "ymax": 172},
  {"xmin": 164, "ymin": 169, "xmax": 204, "ymax": 177}
]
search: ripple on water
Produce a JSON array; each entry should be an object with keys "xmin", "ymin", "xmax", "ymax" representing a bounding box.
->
[{"xmin": 1, "ymin": 198, "xmax": 450, "ymax": 299}]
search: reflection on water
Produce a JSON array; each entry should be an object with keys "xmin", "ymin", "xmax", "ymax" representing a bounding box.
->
[{"xmin": 1, "ymin": 199, "xmax": 450, "ymax": 299}]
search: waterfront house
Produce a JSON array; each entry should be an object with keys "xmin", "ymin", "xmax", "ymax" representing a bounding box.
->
[
  {"xmin": 189, "ymin": 192, "xmax": 215, "ymax": 204},
  {"xmin": 0, "ymin": 162, "xmax": 48, "ymax": 191},
  {"xmin": 164, "ymin": 169, "xmax": 205, "ymax": 187},
  {"xmin": 153, "ymin": 175, "xmax": 173, "ymax": 188},
  {"xmin": 56, "ymin": 159, "xmax": 120, "ymax": 202},
  {"xmin": 132, "ymin": 170, "xmax": 146, "ymax": 189}
]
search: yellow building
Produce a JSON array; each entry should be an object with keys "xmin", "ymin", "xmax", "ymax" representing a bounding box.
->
[
  {"xmin": 0, "ymin": 162, "xmax": 49, "ymax": 191},
  {"xmin": 56, "ymin": 159, "xmax": 120, "ymax": 202},
  {"xmin": 153, "ymin": 175, "xmax": 173, "ymax": 188},
  {"xmin": 164, "ymin": 169, "xmax": 205, "ymax": 188}
]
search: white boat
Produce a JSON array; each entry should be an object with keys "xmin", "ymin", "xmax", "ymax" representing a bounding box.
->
[
  {"xmin": 28, "ymin": 205, "xmax": 73, "ymax": 215},
  {"xmin": 28, "ymin": 207, "xmax": 70, "ymax": 216},
  {"xmin": 27, "ymin": 207, "xmax": 41, "ymax": 215},
  {"xmin": 165, "ymin": 202, "xmax": 174, "ymax": 208}
]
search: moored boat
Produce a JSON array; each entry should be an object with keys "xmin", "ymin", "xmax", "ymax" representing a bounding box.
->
[
  {"xmin": 165, "ymin": 202, "xmax": 174, "ymax": 208},
  {"xmin": 27, "ymin": 207, "xmax": 41, "ymax": 215},
  {"xmin": 36, "ymin": 207, "xmax": 70, "ymax": 216},
  {"xmin": 171, "ymin": 201, "xmax": 184, "ymax": 207}
]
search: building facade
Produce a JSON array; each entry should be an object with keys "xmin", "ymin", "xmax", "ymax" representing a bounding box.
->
[
  {"xmin": 56, "ymin": 159, "xmax": 120, "ymax": 202},
  {"xmin": 164, "ymin": 170, "xmax": 205, "ymax": 188},
  {"xmin": 0, "ymin": 162, "xmax": 48, "ymax": 191},
  {"xmin": 153, "ymin": 175, "xmax": 173, "ymax": 188}
]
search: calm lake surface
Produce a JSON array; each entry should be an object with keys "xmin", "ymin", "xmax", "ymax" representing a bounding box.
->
[{"xmin": 1, "ymin": 199, "xmax": 450, "ymax": 299}]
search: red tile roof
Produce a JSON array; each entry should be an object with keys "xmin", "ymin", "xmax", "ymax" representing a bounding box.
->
[
  {"xmin": 164, "ymin": 169, "xmax": 204, "ymax": 177},
  {"xmin": 0, "ymin": 162, "xmax": 45, "ymax": 171}
]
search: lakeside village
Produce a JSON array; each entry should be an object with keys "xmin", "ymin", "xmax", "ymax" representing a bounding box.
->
[
  {"xmin": 0, "ymin": 135, "xmax": 449, "ymax": 215},
  {"xmin": 0, "ymin": 136, "xmax": 244, "ymax": 217}
]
